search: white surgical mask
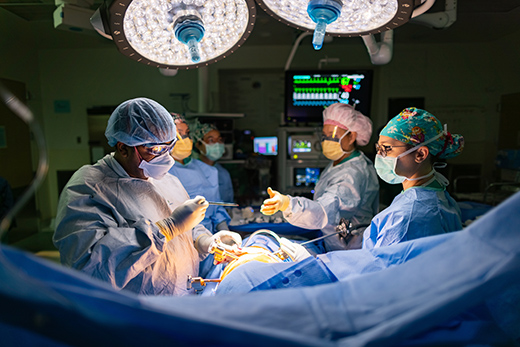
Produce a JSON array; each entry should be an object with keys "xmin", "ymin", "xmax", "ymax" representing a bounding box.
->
[
  {"xmin": 203, "ymin": 141, "xmax": 225, "ymax": 161},
  {"xmin": 137, "ymin": 148, "xmax": 175, "ymax": 180},
  {"xmin": 375, "ymin": 128, "xmax": 446, "ymax": 185}
]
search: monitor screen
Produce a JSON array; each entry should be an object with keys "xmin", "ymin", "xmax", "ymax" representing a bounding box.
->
[
  {"xmin": 292, "ymin": 139, "xmax": 312, "ymax": 153},
  {"xmin": 253, "ymin": 136, "xmax": 278, "ymax": 156},
  {"xmin": 285, "ymin": 70, "xmax": 373, "ymax": 124},
  {"xmin": 294, "ymin": 167, "xmax": 321, "ymax": 187}
]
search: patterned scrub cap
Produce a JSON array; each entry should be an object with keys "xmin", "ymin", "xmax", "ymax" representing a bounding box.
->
[
  {"xmin": 171, "ymin": 112, "xmax": 186, "ymax": 123},
  {"xmin": 189, "ymin": 118, "xmax": 218, "ymax": 143},
  {"xmin": 380, "ymin": 107, "xmax": 464, "ymax": 159}
]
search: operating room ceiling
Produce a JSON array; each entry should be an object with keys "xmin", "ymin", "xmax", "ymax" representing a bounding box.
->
[{"xmin": 1, "ymin": 0, "xmax": 520, "ymax": 47}]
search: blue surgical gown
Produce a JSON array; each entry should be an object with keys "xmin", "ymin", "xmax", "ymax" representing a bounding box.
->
[
  {"xmin": 283, "ymin": 151, "xmax": 380, "ymax": 251},
  {"xmin": 53, "ymin": 153, "xmax": 211, "ymax": 296},
  {"xmin": 169, "ymin": 157, "xmax": 231, "ymax": 233},
  {"xmin": 214, "ymin": 162, "xmax": 234, "ymax": 203},
  {"xmin": 363, "ymin": 186, "xmax": 462, "ymax": 249}
]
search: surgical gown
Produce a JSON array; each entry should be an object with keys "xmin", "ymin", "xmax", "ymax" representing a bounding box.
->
[
  {"xmin": 283, "ymin": 151, "xmax": 379, "ymax": 251},
  {"xmin": 53, "ymin": 153, "xmax": 211, "ymax": 296},
  {"xmin": 363, "ymin": 186, "xmax": 462, "ymax": 249},
  {"xmin": 215, "ymin": 162, "xmax": 234, "ymax": 203},
  {"xmin": 169, "ymin": 157, "xmax": 231, "ymax": 233}
]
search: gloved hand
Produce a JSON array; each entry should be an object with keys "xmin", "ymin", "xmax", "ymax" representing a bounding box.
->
[
  {"xmin": 280, "ymin": 237, "xmax": 311, "ymax": 262},
  {"xmin": 195, "ymin": 230, "xmax": 243, "ymax": 254},
  {"xmin": 260, "ymin": 187, "xmax": 290, "ymax": 215},
  {"xmin": 156, "ymin": 196, "xmax": 209, "ymax": 241}
]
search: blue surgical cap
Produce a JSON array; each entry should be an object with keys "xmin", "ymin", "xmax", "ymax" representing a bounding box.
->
[{"xmin": 105, "ymin": 98, "xmax": 176, "ymax": 147}]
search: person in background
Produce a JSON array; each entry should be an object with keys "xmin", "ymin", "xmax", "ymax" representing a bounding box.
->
[
  {"xmin": 169, "ymin": 113, "xmax": 231, "ymax": 234},
  {"xmin": 261, "ymin": 103, "xmax": 380, "ymax": 252},
  {"xmin": 190, "ymin": 119, "xmax": 234, "ymax": 203},
  {"xmin": 365, "ymin": 107, "xmax": 465, "ymax": 249},
  {"xmin": 53, "ymin": 97, "xmax": 241, "ymax": 296}
]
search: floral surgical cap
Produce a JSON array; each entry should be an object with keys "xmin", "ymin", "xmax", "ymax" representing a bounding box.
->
[
  {"xmin": 323, "ymin": 103, "xmax": 373, "ymax": 146},
  {"xmin": 380, "ymin": 107, "xmax": 464, "ymax": 159},
  {"xmin": 171, "ymin": 112, "xmax": 186, "ymax": 123},
  {"xmin": 189, "ymin": 118, "xmax": 217, "ymax": 143},
  {"xmin": 105, "ymin": 98, "xmax": 176, "ymax": 147}
]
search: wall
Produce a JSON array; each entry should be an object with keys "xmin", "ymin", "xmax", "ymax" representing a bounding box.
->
[{"xmin": 2, "ymin": 7, "xmax": 520, "ymax": 225}]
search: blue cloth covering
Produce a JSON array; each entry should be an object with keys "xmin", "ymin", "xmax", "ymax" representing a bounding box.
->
[
  {"xmin": 1, "ymin": 192, "xmax": 519, "ymax": 346},
  {"xmin": 214, "ymin": 162, "xmax": 234, "ymax": 204},
  {"xmin": 229, "ymin": 222, "xmax": 319, "ymax": 236}
]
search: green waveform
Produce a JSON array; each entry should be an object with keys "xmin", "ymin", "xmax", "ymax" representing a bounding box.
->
[
  {"xmin": 294, "ymin": 87, "xmax": 338, "ymax": 93},
  {"xmin": 293, "ymin": 76, "xmax": 364, "ymax": 86}
]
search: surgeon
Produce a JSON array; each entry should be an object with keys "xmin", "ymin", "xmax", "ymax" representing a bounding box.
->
[
  {"xmin": 261, "ymin": 103, "xmax": 380, "ymax": 252},
  {"xmin": 169, "ymin": 113, "xmax": 231, "ymax": 233},
  {"xmin": 364, "ymin": 107, "xmax": 465, "ymax": 249},
  {"xmin": 190, "ymin": 119, "xmax": 234, "ymax": 204},
  {"xmin": 169, "ymin": 114, "xmax": 235, "ymax": 278},
  {"xmin": 53, "ymin": 97, "xmax": 240, "ymax": 296}
]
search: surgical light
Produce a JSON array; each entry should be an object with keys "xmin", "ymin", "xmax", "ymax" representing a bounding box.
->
[
  {"xmin": 91, "ymin": 0, "xmax": 257, "ymax": 69},
  {"xmin": 255, "ymin": 0, "xmax": 432, "ymax": 50}
]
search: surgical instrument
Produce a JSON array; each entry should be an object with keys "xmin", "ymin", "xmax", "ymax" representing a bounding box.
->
[{"xmin": 207, "ymin": 201, "xmax": 239, "ymax": 207}]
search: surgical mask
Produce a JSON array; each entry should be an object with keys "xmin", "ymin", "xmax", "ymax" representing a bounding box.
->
[
  {"xmin": 321, "ymin": 130, "xmax": 353, "ymax": 161},
  {"xmin": 171, "ymin": 133, "xmax": 193, "ymax": 160},
  {"xmin": 136, "ymin": 148, "xmax": 175, "ymax": 180},
  {"xmin": 374, "ymin": 128, "xmax": 446, "ymax": 185},
  {"xmin": 202, "ymin": 141, "xmax": 225, "ymax": 161}
]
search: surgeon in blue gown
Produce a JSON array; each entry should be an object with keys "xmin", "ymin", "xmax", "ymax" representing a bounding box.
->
[
  {"xmin": 190, "ymin": 119, "xmax": 235, "ymax": 204},
  {"xmin": 261, "ymin": 103, "xmax": 379, "ymax": 251},
  {"xmin": 168, "ymin": 114, "xmax": 236, "ymax": 277},
  {"xmin": 168, "ymin": 113, "xmax": 231, "ymax": 233},
  {"xmin": 364, "ymin": 107, "xmax": 465, "ymax": 249}
]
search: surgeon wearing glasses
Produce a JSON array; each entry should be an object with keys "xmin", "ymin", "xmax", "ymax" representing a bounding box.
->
[
  {"xmin": 364, "ymin": 107, "xmax": 465, "ymax": 249},
  {"xmin": 53, "ymin": 98, "xmax": 228, "ymax": 296},
  {"xmin": 261, "ymin": 103, "xmax": 380, "ymax": 252}
]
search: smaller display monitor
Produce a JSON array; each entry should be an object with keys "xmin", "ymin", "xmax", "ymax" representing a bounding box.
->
[
  {"xmin": 294, "ymin": 167, "xmax": 321, "ymax": 187},
  {"xmin": 292, "ymin": 139, "xmax": 312, "ymax": 153},
  {"xmin": 253, "ymin": 136, "xmax": 278, "ymax": 156}
]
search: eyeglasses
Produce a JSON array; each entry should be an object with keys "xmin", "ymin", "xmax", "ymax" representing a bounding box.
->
[
  {"xmin": 375, "ymin": 143, "xmax": 409, "ymax": 158},
  {"xmin": 177, "ymin": 132, "xmax": 190, "ymax": 140},
  {"xmin": 142, "ymin": 139, "xmax": 177, "ymax": 156},
  {"xmin": 321, "ymin": 126, "xmax": 349, "ymax": 143},
  {"xmin": 321, "ymin": 135, "xmax": 339, "ymax": 142},
  {"xmin": 204, "ymin": 136, "xmax": 224, "ymax": 145}
]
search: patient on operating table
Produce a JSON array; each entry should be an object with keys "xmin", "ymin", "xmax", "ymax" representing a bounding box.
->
[{"xmin": 187, "ymin": 230, "xmax": 311, "ymax": 294}]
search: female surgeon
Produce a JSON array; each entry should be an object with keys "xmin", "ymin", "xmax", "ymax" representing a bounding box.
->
[
  {"xmin": 364, "ymin": 107, "xmax": 465, "ymax": 249},
  {"xmin": 190, "ymin": 120, "xmax": 235, "ymax": 204},
  {"xmin": 261, "ymin": 103, "xmax": 380, "ymax": 252},
  {"xmin": 168, "ymin": 113, "xmax": 231, "ymax": 234}
]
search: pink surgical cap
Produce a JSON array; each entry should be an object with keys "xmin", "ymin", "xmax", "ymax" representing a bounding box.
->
[{"xmin": 323, "ymin": 103, "xmax": 373, "ymax": 146}]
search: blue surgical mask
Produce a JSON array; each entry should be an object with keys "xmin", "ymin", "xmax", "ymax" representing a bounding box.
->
[
  {"xmin": 203, "ymin": 141, "xmax": 225, "ymax": 161},
  {"xmin": 137, "ymin": 148, "xmax": 175, "ymax": 180}
]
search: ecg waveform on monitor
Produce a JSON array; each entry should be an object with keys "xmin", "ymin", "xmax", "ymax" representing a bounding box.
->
[
  {"xmin": 291, "ymin": 74, "xmax": 366, "ymax": 106},
  {"xmin": 293, "ymin": 100, "xmax": 337, "ymax": 106}
]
